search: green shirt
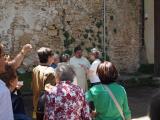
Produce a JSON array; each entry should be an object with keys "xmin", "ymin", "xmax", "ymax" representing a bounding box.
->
[{"xmin": 85, "ymin": 83, "xmax": 131, "ymax": 120}]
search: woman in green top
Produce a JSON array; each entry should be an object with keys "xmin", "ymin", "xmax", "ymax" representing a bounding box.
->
[{"xmin": 85, "ymin": 61, "xmax": 131, "ymax": 120}]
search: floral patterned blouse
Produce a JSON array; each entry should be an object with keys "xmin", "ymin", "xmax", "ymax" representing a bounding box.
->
[{"xmin": 44, "ymin": 81, "xmax": 91, "ymax": 120}]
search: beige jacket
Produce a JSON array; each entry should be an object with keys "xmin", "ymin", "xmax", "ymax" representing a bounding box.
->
[{"xmin": 32, "ymin": 65, "xmax": 55, "ymax": 114}]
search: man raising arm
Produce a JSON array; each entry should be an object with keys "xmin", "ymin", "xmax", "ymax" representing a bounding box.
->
[{"xmin": 0, "ymin": 43, "xmax": 32, "ymax": 120}]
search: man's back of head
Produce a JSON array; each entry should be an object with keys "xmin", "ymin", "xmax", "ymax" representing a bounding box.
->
[{"xmin": 37, "ymin": 47, "xmax": 54, "ymax": 64}]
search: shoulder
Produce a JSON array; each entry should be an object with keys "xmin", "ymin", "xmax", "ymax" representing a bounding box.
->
[
  {"xmin": 47, "ymin": 66, "xmax": 55, "ymax": 71},
  {"xmin": 69, "ymin": 57, "xmax": 76, "ymax": 63},
  {"xmin": 74, "ymin": 84, "xmax": 84, "ymax": 90},
  {"xmin": 114, "ymin": 83, "xmax": 125, "ymax": 89},
  {"xmin": 81, "ymin": 57, "xmax": 90, "ymax": 64},
  {"xmin": 33, "ymin": 65, "xmax": 41, "ymax": 72},
  {"xmin": 110, "ymin": 83, "xmax": 126, "ymax": 93},
  {"xmin": 94, "ymin": 59, "xmax": 101, "ymax": 64},
  {"xmin": 110, "ymin": 83, "xmax": 123, "ymax": 88},
  {"xmin": 44, "ymin": 67, "xmax": 55, "ymax": 75},
  {"xmin": 70, "ymin": 56, "xmax": 75, "ymax": 61},
  {"xmin": 85, "ymin": 86, "xmax": 100, "ymax": 101},
  {"xmin": 91, "ymin": 59, "xmax": 101, "ymax": 66},
  {"xmin": 0, "ymin": 80, "xmax": 10, "ymax": 98},
  {"xmin": 33, "ymin": 65, "xmax": 53, "ymax": 73},
  {"xmin": 88, "ymin": 85, "xmax": 101, "ymax": 93},
  {"xmin": 46, "ymin": 85, "xmax": 57, "ymax": 95},
  {"xmin": 70, "ymin": 84, "xmax": 85, "ymax": 94},
  {"xmin": 0, "ymin": 80, "xmax": 8, "ymax": 92},
  {"xmin": 82, "ymin": 57, "xmax": 89, "ymax": 61}
]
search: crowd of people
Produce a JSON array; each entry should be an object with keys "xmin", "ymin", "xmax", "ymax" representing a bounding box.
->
[{"xmin": 4, "ymin": 42, "xmax": 158, "ymax": 120}]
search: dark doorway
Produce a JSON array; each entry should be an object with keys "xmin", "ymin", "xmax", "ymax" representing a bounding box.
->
[{"xmin": 154, "ymin": 0, "xmax": 160, "ymax": 76}]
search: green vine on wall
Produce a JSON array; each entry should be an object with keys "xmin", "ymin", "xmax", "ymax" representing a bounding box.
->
[
  {"xmin": 96, "ymin": 20, "xmax": 103, "ymax": 28},
  {"xmin": 63, "ymin": 30, "xmax": 75, "ymax": 48}
]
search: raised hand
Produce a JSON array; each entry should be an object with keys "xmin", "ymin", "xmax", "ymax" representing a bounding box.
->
[{"xmin": 21, "ymin": 44, "xmax": 32, "ymax": 55}]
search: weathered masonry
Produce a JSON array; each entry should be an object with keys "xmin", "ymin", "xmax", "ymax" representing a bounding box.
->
[{"xmin": 0, "ymin": 0, "xmax": 143, "ymax": 73}]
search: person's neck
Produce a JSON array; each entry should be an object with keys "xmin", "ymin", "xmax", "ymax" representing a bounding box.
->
[
  {"xmin": 75, "ymin": 56, "xmax": 81, "ymax": 59},
  {"xmin": 40, "ymin": 63, "xmax": 50, "ymax": 66},
  {"xmin": 9, "ymin": 87, "xmax": 15, "ymax": 92}
]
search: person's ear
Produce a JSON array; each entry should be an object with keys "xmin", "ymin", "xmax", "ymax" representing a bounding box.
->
[{"xmin": 9, "ymin": 79, "xmax": 15, "ymax": 87}]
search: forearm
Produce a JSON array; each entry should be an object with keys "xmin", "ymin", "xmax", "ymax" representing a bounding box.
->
[
  {"xmin": 7, "ymin": 44, "xmax": 32, "ymax": 70},
  {"xmin": 8, "ymin": 50, "xmax": 25, "ymax": 69}
]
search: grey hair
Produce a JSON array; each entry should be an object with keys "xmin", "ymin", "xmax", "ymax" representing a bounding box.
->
[{"xmin": 55, "ymin": 63, "xmax": 76, "ymax": 82}]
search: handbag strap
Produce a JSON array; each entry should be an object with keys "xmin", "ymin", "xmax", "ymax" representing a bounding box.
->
[{"xmin": 103, "ymin": 85, "xmax": 125, "ymax": 120}]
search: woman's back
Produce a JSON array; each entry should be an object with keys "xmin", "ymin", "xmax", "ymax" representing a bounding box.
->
[
  {"xmin": 45, "ymin": 81, "xmax": 91, "ymax": 120},
  {"xmin": 86, "ymin": 83, "xmax": 131, "ymax": 120}
]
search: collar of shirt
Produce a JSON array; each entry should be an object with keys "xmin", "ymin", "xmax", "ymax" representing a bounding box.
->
[{"xmin": 58, "ymin": 80, "xmax": 71, "ymax": 85}]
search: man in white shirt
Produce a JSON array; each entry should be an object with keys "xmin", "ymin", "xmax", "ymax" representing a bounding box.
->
[
  {"xmin": 87, "ymin": 48, "xmax": 101, "ymax": 86},
  {"xmin": 69, "ymin": 46, "xmax": 90, "ymax": 91},
  {"xmin": 0, "ymin": 43, "xmax": 32, "ymax": 120}
]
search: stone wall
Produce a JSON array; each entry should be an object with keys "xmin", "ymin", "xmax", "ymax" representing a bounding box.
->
[
  {"xmin": 0, "ymin": 0, "xmax": 104, "ymax": 70},
  {"xmin": 0, "ymin": 0, "xmax": 142, "ymax": 73},
  {"xmin": 106, "ymin": 0, "xmax": 142, "ymax": 73}
]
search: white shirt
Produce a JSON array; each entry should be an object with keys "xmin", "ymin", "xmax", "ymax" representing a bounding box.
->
[
  {"xmin": 69, "ymin": 56, "xmax": 90, "ymax": 91},
  {"xmin": 0, "ymin": 79, "xmax": 14, "ymax": 120},
  {"xmin": 88, "ymin": 59, "xmax": 101, "ymax": 83}
]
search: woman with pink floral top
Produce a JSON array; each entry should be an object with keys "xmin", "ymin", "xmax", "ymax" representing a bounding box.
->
[{"xmin": 44, "ymin": 63, "xmax": 91, "ymax": 120}]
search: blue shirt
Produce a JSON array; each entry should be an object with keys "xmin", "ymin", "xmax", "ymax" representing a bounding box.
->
[{"xmin": 0, "ymin": 79, "xmax": 14, "ymax": 120}]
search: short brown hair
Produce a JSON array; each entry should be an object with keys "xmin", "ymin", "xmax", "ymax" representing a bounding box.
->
[
  {"xmin": 37, "ymin": 47, "xmax": 54, "ymax": 63},
  {"xmin": 97, "ymin": 61, "xmax": 118, "ymax": 84}
]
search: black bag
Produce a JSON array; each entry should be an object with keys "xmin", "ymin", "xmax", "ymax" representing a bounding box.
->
[{"xmin": 37, "ymin": 90, "xmax": 45, "ymax": 120}]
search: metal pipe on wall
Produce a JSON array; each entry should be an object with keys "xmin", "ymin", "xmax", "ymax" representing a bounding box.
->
[{"xmin": 103, "ymin": 0, "xmax": 106, "ymax": 60}]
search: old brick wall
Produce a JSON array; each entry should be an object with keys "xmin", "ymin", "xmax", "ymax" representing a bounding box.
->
[
  {"xmin": 0, "ymin": 0, "xmax": 103, "ymax": 70},
  {"xmin": 106, "ymin": 0, "xmax": 142, "ymax": 73},
  {"xmin": 0, "ymin": 0, "xmax": 142, "ymax": 73}
]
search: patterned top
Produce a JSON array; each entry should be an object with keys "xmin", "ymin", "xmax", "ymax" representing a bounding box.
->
[{"xmin": 44, "ymin": 81, "xmax": 91, "ymax": 120}]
